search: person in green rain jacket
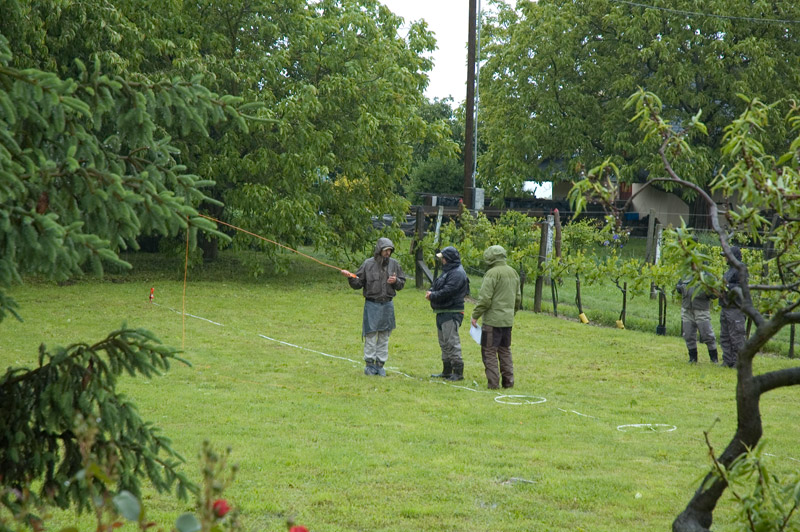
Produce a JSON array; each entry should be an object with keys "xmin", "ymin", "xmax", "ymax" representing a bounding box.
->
[{"xmin": 471, "ymin": 245, "xmax": 521, "ymax": 389}]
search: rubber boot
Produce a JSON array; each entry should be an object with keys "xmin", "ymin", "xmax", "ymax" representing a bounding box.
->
[
  {"xmin": 447, "ymin": 361, "xmax": 464, "ymax": 381},
  {"xmin": 364, "ymin": 359, "xmax": 378, "ymax": 375},
  {"xmin": 688, "ymin": 348, "xmax": 698, "ymax": 364},
  {"xmin": 708, "ymin": 349, "xmax": 719, "ymax": 364},
  {"xmin": 431, "ymin": 360, "xmax": 452, "ymax": 379},
  {"xmin": 375, "ymin": 361, "xmax": 386, "ymax": 377}
]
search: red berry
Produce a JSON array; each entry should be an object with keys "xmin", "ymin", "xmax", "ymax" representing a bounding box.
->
[{"xmin": 212, "ymin": 499, "xmax": 230, "ymax": 518}]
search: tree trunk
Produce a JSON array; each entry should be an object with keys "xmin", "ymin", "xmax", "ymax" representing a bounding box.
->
[
  {"xmin": 672, "ymin": 314, "xmax": 794, "ymax": 532},
  {"xmin": 688, "ymin": 195, "xmax": 710, "ymax": 230},
  {"xmin": 198, "ymin": 201, "xmax": 224, "ymax": 261}
]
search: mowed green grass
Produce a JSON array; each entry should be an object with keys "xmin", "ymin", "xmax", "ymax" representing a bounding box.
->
[{"xmin": 3, "ymin": 255, "xmax": 800, "ymax": 532}]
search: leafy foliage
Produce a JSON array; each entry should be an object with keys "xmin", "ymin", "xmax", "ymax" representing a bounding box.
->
[
  {"xmin": 570, "ymin": 89, "xmax": 800, "ymax": 532},
  {"xmin": 706, "ymin": 439, "xmax": 800, "ymax": 532},
  {"xmin": 404, "ymin": 97, "xmax": 463, "ymax": 203},
  {"xmin": 2, "ymin": 0, "xmax": 453, "ymax": 271},
  {"xmin": 418, "ymin": 210, "xmax": 542, "ymax": 276},
  {"xmin": 161, "ymin": 0, "xmax": 451, "ymax": 267},
  {"xmin": 1, "ymin": 437, "xmax": 246, "ymax": 532},
  {"xmin": 0, "ymin": 32, "xmax": 251, "ymax": 321},
  {"xmin": 479, "ymin": 0, "xmax": 800, "ymax": 204}
]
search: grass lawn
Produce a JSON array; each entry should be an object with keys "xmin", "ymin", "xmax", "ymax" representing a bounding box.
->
[{"xmin": 3, "ymin": 251, "xmax": 800, "ymax": 531}]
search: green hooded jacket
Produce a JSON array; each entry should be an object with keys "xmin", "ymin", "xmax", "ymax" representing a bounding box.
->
[{"xmin": 471, "ymin": 245, "xmax": 521, "ymax": 327}]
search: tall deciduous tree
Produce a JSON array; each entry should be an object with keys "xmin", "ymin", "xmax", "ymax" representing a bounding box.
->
[
  {"xmin": 405, "ymin": 97, "xmax": 463, "ymax": 202},
  {"xmin": 160, "ymin": 0, "xmax": 450, "ymax": 263},
  {"xmin": 3, "ymin": 0, "xmax": 452, "ymax": 267},
  {"xmin": 571, "ymin": 89, "xmax": 800, "ymax": 532},
  {"xmin": 1, "ymin": 0, "xmax": 448, "ymax": 515},
  {"xmin": 480, "ymin": 0, "xmax": 800, "ymax": 221}
]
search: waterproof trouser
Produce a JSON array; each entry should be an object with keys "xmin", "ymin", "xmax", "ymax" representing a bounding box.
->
[
  {"xmin": 364, "ymin": 330, "xmax": 391, "ymax": 364},
  {"xmin": 681, "ymin": 308, "xmax": 716, "ymax": 351},
  {"xmin": 436, "ymin": 313, "xmax": 464, "ymax": 367},
  {"xmin": 480, "ymin": 324, "xmax": 513, "ymax": 389},
  {"xmin": 720, "ymin": 307, "xmax": 746, "ymax": 368}
]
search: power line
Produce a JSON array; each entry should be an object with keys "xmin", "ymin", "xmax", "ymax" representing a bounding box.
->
[{"xmin": 610, "ymin": 0, "xmax": 800, "ymax": 25}]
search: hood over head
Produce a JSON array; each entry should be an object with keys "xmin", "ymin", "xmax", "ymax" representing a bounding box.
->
[
  {"xmin": 373, "ymin": 237, "xmax": 395, "ymax": 258},
  {"xmin": 483, "ymin": 245, "xmax": 507, "ymax": 267},
  {"xmin": 438, "ymin": 246, "xmax": 461, "ymax": 264}
]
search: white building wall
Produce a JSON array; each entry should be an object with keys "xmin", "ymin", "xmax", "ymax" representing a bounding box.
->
[
  {"xmin": 630, "ymin": 183, "xmax": 690, "ymax": 228},
  {"xmin": 551, "ymin": 181, "xmax": 730, "ymax": 229}
]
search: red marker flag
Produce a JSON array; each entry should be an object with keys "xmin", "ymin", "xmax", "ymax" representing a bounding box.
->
[{"xmin": 149, "ymin": 287, "xmax": 154, "ymax": 302}]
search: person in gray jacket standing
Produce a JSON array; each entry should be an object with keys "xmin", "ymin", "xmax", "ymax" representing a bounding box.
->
[
  {"xmin": 342, "ymin": 237, "xmax": 406, "ymax": 376},
  {"xmin": 676, "ymin": 272, "xmax": 718, "ymax": 364},
  {"xmin": 427, "ymin": 246, "xmax": 470, "ymax": 382},
  {"xmin": 471, "ymin": 245, "xmax": 521, "ymax": 389},
  {"xmin": 720, "ymin": 246, "xmax": 747, "ymax": 368}
]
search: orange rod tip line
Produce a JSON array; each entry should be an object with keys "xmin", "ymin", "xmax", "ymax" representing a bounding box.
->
[{"xmin": 196, "ymin": 213, "xmax": 351, "ymax": 275}]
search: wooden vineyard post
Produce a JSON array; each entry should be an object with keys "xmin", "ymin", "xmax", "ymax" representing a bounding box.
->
[{"xmin": 533, "ymin": 221, "xmax": 549, "ymax": 313}]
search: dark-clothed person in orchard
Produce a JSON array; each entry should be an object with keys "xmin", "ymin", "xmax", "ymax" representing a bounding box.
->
[
  {"xmin": 427, "ymin": 246, "xmax": 470, "ymax": 382},
  {"xmin": 676, "ymin": 272, "xmax": 718, "ymax": 364},
  {"xmin": 720, "ymin": 246, "xmax": 747, "ymax": 368}
]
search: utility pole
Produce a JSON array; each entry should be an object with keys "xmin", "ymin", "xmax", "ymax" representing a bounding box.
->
[{"xmin": 463, "ymin": 0, "xmax": 477, "ymax": 210}]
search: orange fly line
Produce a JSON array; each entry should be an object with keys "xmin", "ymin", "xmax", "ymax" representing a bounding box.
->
[{"xmin": 181, "ymin": 213, "xmax": 355, "ymax": 348}]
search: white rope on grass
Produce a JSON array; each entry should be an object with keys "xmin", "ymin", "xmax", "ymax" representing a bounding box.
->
[
  {"xmin": 153, "ymin": 302, "xmax": 681, "ymax": 430},
  {"xmin": 558, "ymin": 408, "xmax": 599, "ymax": 419},
  {"xmin": 494, "ymin": 395, "xmax": 547, "ymax": 405},
  {"xmin": 501, "ymin": 477, "xmax": 537, "ymax": 485},
  {"xmin": 152, "ymin": 303, "xmax": 224, "ymax": 326},
  {"xmin": 387, "ymin": 368, "xmax": 417, "ymax": 379},
  {"xmin": 764, "ymin": 453, "xmax": 800, "ymax": 463},
  {"xmin": 617, "ymin": 423, "xmax": 677, "ymax": 433},
  {"xmin": 257, "ymin": 334, "xmax": 359, "ymax": 364},
  {"xmin": 429, "ymin": 380, "xmax": 500, "ymax": 394}
]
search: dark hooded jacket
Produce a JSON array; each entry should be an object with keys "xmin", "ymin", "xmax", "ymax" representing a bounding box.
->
[
  {"xmin": 348, "ymin": 237, "xmax": 406, "ymax": 301},
  {"xmin": 428, "ymin": 246, "xmax": 469, "ymax": 312},
  {"xmin": 721, "ymin": 246, "xmax": 747, "ymax": 309}
]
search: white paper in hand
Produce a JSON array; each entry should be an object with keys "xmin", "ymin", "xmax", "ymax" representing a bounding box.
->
[{"xmin": 469, "ymin": 324, "xmax": 482, "ymax": 345}]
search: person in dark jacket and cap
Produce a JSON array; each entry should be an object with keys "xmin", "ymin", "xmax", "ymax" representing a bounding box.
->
[
  {"xmin": 426, "ymin": 246, "xmax": 470, "ymax": 381},
  {"xmin": 720, "ymin": 245, "xmax": 747, "ymax": 368},
  {"xmin": 342, "ymin": 237, "xmax": 406, "ymax": 376}
]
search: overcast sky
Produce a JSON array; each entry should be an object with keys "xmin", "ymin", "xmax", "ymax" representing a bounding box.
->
[
  {"xmin": 377, "ymin": 1, "xmax": 550, "ymax": 196},
  {"xmin": 379, "ymin": 0, "xmax": 490, "ymax": 104}
]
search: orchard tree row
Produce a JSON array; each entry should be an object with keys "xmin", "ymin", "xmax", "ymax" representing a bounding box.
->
[{"xmin": 417, "ymin": 211, "xmax": 788, "ymax": 342}]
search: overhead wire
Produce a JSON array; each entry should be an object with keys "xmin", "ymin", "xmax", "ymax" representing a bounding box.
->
[{"xmin": 608, "ymin": 0, "xmax": 800, "ymax": 25}]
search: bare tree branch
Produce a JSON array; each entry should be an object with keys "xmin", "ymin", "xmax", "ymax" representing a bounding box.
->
[{"xmin": 755, "ymin": 367, "xmax": 800, "ymax": 395}]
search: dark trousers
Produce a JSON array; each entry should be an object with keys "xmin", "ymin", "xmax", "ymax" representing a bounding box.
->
[
  {"xmin": 481, "ymin": 325, "xmax": 513, "ymax": 388},
  {"xmin": 720, "ymin": 307, "xmax": 746, "ymax": 367},
  {"xmin": 436, "ymin": 312, "xmax": 464, "ymax": 365}
]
